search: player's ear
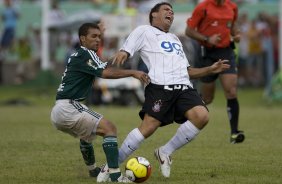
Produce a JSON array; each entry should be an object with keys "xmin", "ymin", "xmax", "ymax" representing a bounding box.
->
[
  {"xmin": 80, "ymin": 36, "xmax": 86, "ymax": 43},
  {"xmin": 152, "ymin": 12, "xmax": 157, "ymax": 18}
]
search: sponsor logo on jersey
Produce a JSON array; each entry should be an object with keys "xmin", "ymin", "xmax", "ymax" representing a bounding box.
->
[
  {"xmin": 87, "ymin": 59, "xmax": 97, "ymax": 69},
  {"xmin": 211, "ymin": 21, "xmax": 218, "ymax": 27},
  {"xmin": 158, "ymin": 40, "xmax": 184, "ymax": 58}
]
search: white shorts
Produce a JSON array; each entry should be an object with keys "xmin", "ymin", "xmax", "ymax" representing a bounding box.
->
[{"xmin": 50, "ymin": 99, "xmax": 103, "ymax": 142}]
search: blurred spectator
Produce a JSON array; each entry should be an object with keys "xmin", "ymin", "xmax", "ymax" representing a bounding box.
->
[
  {"xmin": 15, "ymin": 36, "xmax": 31, "ymax": 60},
  {"xmin": 96, "ymin": 20, "xmax": 106, "ymax": 59},
  {"xmin": 256, "ymin": 12, "xmax": 275, "ymax": 96},
  {"xmin": 0, "ymin": 0, "xmax": 20, "ymax": 57},
  {"xmin": 237, "ymin": 12, "xmax": 249, "ymax": 86},
  {"xmin": 49, "ymin": 1, "xmax": 65, "ymax": 64},
  {"xmin": 12, "ymin": 24, "xmax": 42, "ymax": 84},
  {"xmin": 48, "ymin": 1, "xmax": 65, "ymax": 24},
  {"xmin": 29, "ymin": 24, "xmax": 41, "ymax": 63},
  {"xmin": 14, "ymin": 36, "xmax": 32, "ymax": 84},
  {"xmin": 137, "ymin": 0, "xmax": 170, "ymax": 13},
  {"xmin": 246, "ymin": 19, "xmax": 263, "ymax": 86},
  {"xmin": 64, "ymin": 32, "xmax": 79, "ymax": 66},
  {"xmin": 270, "ymin": 14, "xmax": 279, "ymax": 73}
]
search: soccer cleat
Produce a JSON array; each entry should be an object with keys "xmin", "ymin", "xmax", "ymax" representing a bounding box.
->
[
  {"xmin": 111, "ymin": 174, "xmax": 132, "ymax": 183},
  {"xmin": 154, "ymin": 148, "xmax": 172, "ymax": 178},
  {"xmin": 230, "ymin": 131, "xmax": 245, "ymax": 144},
  {"xmin": 89, "ymin": 167, "xmax": 101, "ymax": 177},
  {"xmin": 97, "ymin": 164, "xmax": 110, "ymax": 182}
]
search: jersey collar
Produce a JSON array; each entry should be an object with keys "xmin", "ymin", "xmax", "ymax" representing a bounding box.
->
[{"xmin": 153, "ymin": 26, "xmax": 169, "ymax": 33}]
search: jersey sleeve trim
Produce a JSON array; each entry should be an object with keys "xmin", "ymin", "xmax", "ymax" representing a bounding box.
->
[{"xmin": 87, "ymin": 49, "xmax": 107, "ymax": 69}]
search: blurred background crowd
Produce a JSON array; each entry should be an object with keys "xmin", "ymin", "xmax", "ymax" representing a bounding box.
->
[{"xmin": 0, "ymin": 0, "xmax": 280, "ymax": 104}]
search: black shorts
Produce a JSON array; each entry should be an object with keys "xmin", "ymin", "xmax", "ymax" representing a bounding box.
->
[
  {"xmin": 139, "ymin": 83, "xmax": 207, "ymax": 127},
  {"xmin": 199, "ymin": 46, "xmax": 237, "ymax": 83}
]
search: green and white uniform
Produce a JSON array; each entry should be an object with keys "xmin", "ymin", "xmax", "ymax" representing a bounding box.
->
[
  {"xmin": 51, "ymin": 46, "xmax": 107, "ymax": 142},
  {"xmin": 56, "ymin": 46, "xmax": 107, "ymax": 101}
]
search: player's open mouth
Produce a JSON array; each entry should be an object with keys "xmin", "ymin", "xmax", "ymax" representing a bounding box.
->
[{"xmin": 165, "ymin": 16, "xmax": 173, "ymax": 23}]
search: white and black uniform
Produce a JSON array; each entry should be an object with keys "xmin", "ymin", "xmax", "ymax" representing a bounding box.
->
[
  {"xmin": 122, "ymin": 25, "xmax": 193, "ymax": 86},
  {"xmin": 121, "ymin": 25, "xmax": 207, "ymax": 126}
]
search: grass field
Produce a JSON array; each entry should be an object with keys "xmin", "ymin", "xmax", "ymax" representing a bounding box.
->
[{"xmin": 0, "ymin": 85, "xmax": 282, "ymax": 184}]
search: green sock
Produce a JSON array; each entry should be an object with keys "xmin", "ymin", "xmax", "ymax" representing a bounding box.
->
[
  {"xmin": 102, "ymin": 136, "xmax": 121, "ymax": 181},
  {"xmin": 80, "ymin": 139, "xmax": 95, "ymax": 166}
]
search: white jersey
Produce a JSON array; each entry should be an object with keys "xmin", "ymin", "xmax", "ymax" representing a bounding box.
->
[{"xmin": 121, "ymin": 25, "xmax": 193, "ymax": 87}]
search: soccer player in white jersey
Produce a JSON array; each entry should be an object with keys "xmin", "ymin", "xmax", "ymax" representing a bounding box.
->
[{"xmin": 97, "ymin": 2, "xmax": 230, "ymax": 181}]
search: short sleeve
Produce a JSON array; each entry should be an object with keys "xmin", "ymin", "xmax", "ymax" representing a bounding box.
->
[
  {"xmin": 186, "ymin": 3, "xmax": 206, "ymax": 29},
  {"xmin": 121, "ymin": 26, "xmax": 146, "ymax": 58},
  {"xmin": 232, "ymin": 3, "xmax": 238, "ymax": 22},
  {"xmin": 74, "ymin": 49, "xmax": 107, "ymax": 77}
]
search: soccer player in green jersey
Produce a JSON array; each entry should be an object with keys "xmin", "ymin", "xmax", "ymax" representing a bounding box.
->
[{"xmin": 51, "ymin": 23, "xmax": 149, "ymax": 183}]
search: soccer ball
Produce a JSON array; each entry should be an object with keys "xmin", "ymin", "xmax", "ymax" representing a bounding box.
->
[{"xmin": 125, "ymin": 157, "xmax": 152, "ymax": 183}]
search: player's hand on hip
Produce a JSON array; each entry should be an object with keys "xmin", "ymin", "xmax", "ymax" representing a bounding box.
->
[{"xmin": 210, "ymin": 59, "xmax": 230, "ymax": 74}]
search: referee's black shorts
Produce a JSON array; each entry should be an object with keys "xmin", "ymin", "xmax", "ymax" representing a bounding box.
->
[
  {"xmin": 139, "ymin": 83, "xmax": 207, "ymax": 127},
  {"xmin": 199, "ymin": 46, "xmax": 237, "ymax": 83}
]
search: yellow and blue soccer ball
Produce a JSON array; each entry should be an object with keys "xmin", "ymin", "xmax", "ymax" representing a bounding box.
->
[{"xmin": 125, "ymin": 157, "xmax": 152, "ymax": 183}]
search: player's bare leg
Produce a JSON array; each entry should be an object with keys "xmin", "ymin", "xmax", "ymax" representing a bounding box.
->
[
  {"xmin": 200, "ymin": 82, "xmax": 216, "ymax": 105},
  {"xmin": 220, "ymin": 74, "xmax": 245, "ymax": 143}
]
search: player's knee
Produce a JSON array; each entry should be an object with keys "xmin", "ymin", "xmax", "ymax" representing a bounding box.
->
[
  {"xmin": 106, "ymin": 121, "xmax": 117, "ymax": 134},
  {"xmin": 190, "ymin": 111, "xmax": 209, "ymax": 129},
  {"xmin": 100, "ymin": 120, "xmax": 117, "ymax": 136},
  {"xmin": 225, "ymin": 88, "xmax": 237, "ymax": 99},
  {"xmin": 186, "ymin": 106, "xmax": 209, "ymax": 129},
  {"xmin": 199, "ymin": 112, "xmax": 209, "ymax": 128},
  {"xmin": 203, "ymin": 96, "xmax": 213, "ymax": 105},
  {"xmin": 139, "ymin": 119, "xmax": 160, "ymax": 138}
]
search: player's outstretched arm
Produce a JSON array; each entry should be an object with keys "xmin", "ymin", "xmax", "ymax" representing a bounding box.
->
[
  {"xmin": 101, "ymin": 67, "xmax": 150, "ymax": 84},
  {"xmin": 188, "ymin": 59, "xmax": 230, "ymax": 79}
]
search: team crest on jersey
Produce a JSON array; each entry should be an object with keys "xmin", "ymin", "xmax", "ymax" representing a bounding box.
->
[
  {"xmin": 226, "ymin": 21, "xmax": 232, "ymax": 28},
  {"xmin": 87, "ymin": 59, "xmax": 97, "ymax": 69},
  {"xmin": 152, "ymin": 100, "xmax": 162, "ymax": 112},
  {"xmin": 211, "ymin": 21, "xmax": 218, "ymax": 27}
]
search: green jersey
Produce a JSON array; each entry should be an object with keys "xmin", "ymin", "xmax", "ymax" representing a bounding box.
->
[{"xmin": 56, "ymin": 46, "xmax": 107, "ymax": 101}]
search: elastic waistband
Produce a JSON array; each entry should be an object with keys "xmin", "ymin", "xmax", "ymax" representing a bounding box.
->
[
  {"xmin": 149, "ymin": 83, "xmax": 193, "ymax": 91},
  {"xmin": 56, "ymin": 99, "xmax": 82, "ymax": 103}
]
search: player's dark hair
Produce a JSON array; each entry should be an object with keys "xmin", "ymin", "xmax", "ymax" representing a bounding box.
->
[
  {"xmin": 149, "ymin": 2, "xmax": 172, "ymax": 25},
  {"xmin": 78, "ymin": 23, "xmax": 99, "ymax": 38}
]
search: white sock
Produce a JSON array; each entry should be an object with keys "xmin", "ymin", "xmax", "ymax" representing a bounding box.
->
[
  {"xmin": 118, "ymin": 128, "xmax": 145, "ymax": 163},
  {"xmin": 160, "ymin": 120, "xmax": 200, "ymax": 156}
]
